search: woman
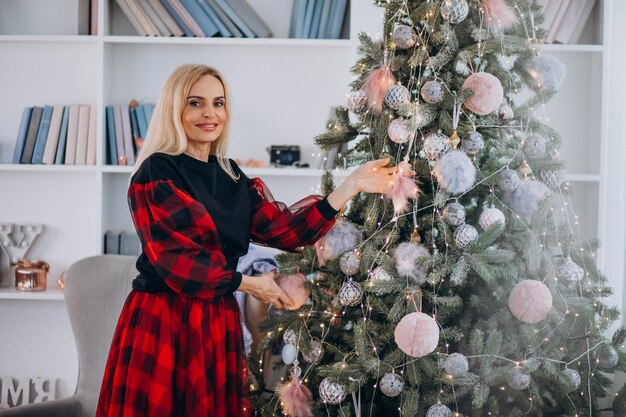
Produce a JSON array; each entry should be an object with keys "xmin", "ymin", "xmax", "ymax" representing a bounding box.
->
[{"xmin": 96, "ymin": 64, "xmax": 413, "ymax": 417}]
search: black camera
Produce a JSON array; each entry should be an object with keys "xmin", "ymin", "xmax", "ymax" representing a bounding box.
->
[{"xmin": 268, "ymin": 145, "xmax": 301, "ymax": 166}]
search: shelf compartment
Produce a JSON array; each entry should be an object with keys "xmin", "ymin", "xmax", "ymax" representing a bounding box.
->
[{"xmin": 0, "ymin": 286, "xmax": 64, "ymax": 301}]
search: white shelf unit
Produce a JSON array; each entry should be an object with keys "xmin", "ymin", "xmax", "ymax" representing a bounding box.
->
[{"xmin": 0, "ymin": 0, "xmax": 624, "ymax": 404}]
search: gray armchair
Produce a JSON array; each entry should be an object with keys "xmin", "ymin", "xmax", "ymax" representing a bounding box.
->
[{"xmin": 0, "ymin": 255, "xmax": 137, "ymax": 417}]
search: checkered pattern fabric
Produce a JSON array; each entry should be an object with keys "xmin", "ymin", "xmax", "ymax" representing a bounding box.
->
[{"xmin": 96, "ymin": 172, "xmax": 336, "ymax": 417}]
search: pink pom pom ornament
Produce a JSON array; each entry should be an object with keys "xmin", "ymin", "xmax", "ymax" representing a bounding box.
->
[
  {"xmin": 462, "ymin": 72, "xmax": 504, "ymax": 115},
  {"xmin": 508, "ymin": 280, "xmax": 553, "ymax": 324},
  {"xmin": 362, "ymin": 65, "xmax": 396, "ymax": 113},
  {"xmin": 394, "ymin": 312, "xmax": 440, "ymax": 358},
  {"xmin": 275, "ymin": 273, "xmax": 310, "ymax": 310}
]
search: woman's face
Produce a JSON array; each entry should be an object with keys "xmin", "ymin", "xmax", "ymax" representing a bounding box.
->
[{"xmin": 182, "ymin": 74, "xmax": 227, "ymax": 154}]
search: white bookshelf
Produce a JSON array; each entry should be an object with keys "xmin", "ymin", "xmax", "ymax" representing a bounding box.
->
[{"xmin": 0, "ymin": 0, "xmax": 624, "ymax": 404}]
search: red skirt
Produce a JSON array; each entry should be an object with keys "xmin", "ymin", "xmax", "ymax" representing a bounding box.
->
[{"xmin": 96, "ymin": 290, "xmax": 251, "ymax": 417}]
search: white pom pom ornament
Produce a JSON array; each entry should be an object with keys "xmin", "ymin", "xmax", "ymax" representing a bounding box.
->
[
  {"xmin": 394, "ymin": 312, "xmax": 440, "ymax": 358},
  {"xmin": 433, "ymin": 150, "xmax": 476, "ymax": 195},
  {"xmin": 502, "ymin": 179, "xmax": 551, "ymax": 222},
  {"xmin": 462, "ymin": 72, "xmax": 504, "ymax": 115},
  {"xmin": 392, "ymin": 242, "xmax": 430, "ymax": 283},
  {"xmin": 315, "ymin": 219, "xmax": 363, "ymax": 266},
  {"xmin": 524, "ymin": 55, "xmax": 567, "ymax": 92},
  {"xmin": 508, "ymin": 280, "xmax": 552, "ymax": 323}
]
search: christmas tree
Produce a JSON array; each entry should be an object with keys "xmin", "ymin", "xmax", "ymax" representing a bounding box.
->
[{"xmin": 250, "ymin": 1, "xmax": 626, "ymax": 416}]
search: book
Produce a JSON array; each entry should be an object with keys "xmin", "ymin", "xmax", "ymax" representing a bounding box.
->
[
  {"xmin": 328, "ymin": 0, "xmax": 348, "ymax": 39},
  {"xmin": 42, "ymin": 105, "xmax": 65, "ymax": 164},
  {"xmin": 106, "ymin": 106, "xmax": 118, "ymax": 165},
  {"xmin": 195, "ymin": 0, "xmax": 231, "ymax": 37},
  {"xmin": 317, "ymin": 0, "xmax": 333, "ymax": 39},
  {"xmin": 135, "ymin": 105, "xmax": 149, "ymax": 139},
  {"xmin": 167, "ymin": 0, "xmax": 207, "ymax": 37},
  {"xmin": 148, "ymin": 0, "xmax": 184, "ymax": 36},
  {"xmin": 120, "ymin": 105, "xmax": 136, "ymax": 165},
  {"xmin": 227, "ymin": 0, "xmax": 272, "ymax": 38},
  {"xmin": 116, "ymin": 0, "xmax": 149, "ymax": 35},
  {"xmin": 54, "ymin": 107, "xmax": 70, "ymax": 165},
  {"xmin": 86, "ymin": 105, "xmax": 97, "ymax": 165},
  {"xmin": 179, "ymin": 0, "xmax": 220, "ymax": 37},
  {"xmin": 213, "ymin": 0, "xmax": 256, "ymax": 37},
  {"xmin": 143, "ymin": 103, "xmax": 155, "ymax": 124},
  {"xmin": 308, "ymin": 0, "xmax": 324, "ymax": 38},
  {"xmin": 547, "ymin": 0, "xmax": 572, "ymax": 43},
  {"xmin": 90, "ymin": 0, "xmax": 98, "ymax": 35},
  {"xmin": 126, "ymin": 0, "xmax": 161, "ymax": 36},
  {"xmin": 75, "ymin": 105, "xmax": 91, "ymax": 165},
  {"xmin": 129, "ymin": 106, "xmax": 141, "ymax": 143},
  {"xmin": 158, "ymin": 0, "xmax": 194, "ymax": 36},
  {"xmin": 553, "ymin": 0, "xmax": 597, "ymax": 44},
  {"xmin": 12, "ymin": 107, "xmax": 33, "ymax": 164},
  {"xmin": 104, "ymin": 231, "xmax": 121, "ymax": 254},
  {"xmin": 206, "ymin": 0, "xmax": 243, "ymax": 37},
  {"xmin": 31, "ymin": 105, "xmax": 54, "ymax": 164},
  {"xmin": 137, "ymin": 0, "xmax": 172, "ymax": 36},
  {"xmin": 289, "ymin": 0, "xmax": 305, "ymax": 38},
  {"xmin": 114, "ymin": 105, "xmax": 127, "ymax": 165},
  {"xmin": 119, "ymin": 231, "xmax": 140, "ymax": 255},
  {"xmin": 78, "ymin": 0, "xmax": 90, "ymax": 35},
  {"xmin": 301, "ymin": 0, "xmax": 315, "ymax": 39},
  {"xmin": 20, "ymin": 106, "xmax": 43, "ymax": 164},
  {"xmin": 64, "ymin": 105, "xmax": 81, "ymax": 164}
]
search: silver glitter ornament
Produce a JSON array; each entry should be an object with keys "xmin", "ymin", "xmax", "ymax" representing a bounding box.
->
[
  {"xmin": 562, "ymin": 368, "xmax": 581, "ymax": 392},
  {"xmin": 440, "ymin": 0, "xmax": 469, "ymax": 24},
  {"xmin": 540, "ymin": 169, "xmax": 565, "ymax": 189},
  {"xmin": 444, "ymin": 353, "xmax": 469, "ymax": 377},
  {"xmin": 347, "ymin": 90, "xmax": 368, "ymax": 114},
  {"xmin": 391, "ymin": 24, "xmax": 416, "ymax": 49},
  {"xmin": 423, "ymin": 131, "xmax": 451, "ymax": 161},
  {"xmin": 339, "ymin": 251, "xmax": 361, "ymax": 276},
  {"xmin": 454, "ymin": 223, "xmax": 478, "ymax": 249},
  {"xmin": 379, "ymin": 372, "xmax": 404, "ymax": 397},
  {"xmin": 283, "ymin": 329, "xmax": 297, "ymax": 345},
  {"xmin": 479, "ymin": 206, "xmax": 505, "ymax": 230},
  {"xmin": 384, "ymin": 83, "xmax": 411, "ymax": 110},
  {"xmin": 557, "ymin": 256, "xmax": 584, "ymax": 283},
  {"xmin": 426, "ymin": 402, "xmax": 452, "ymax": 417},
  {"xmin": 499, "ymin": 169, "xmax": 522, "ymax": 192},
  {"xmin": 443, "ymin": 202, "xmax": 466, "ymax": 226},
  {"xmin": 338, "ymin": 278, "xmax": 363, "ymax": 306},
  {"xmin": 319, "ymin": 378, "xmax": 346, "ymax": 404},
  {"xmin": 388, "ymin": 117, "xmax": 414, "ymax": 144},
  {"xmin": 507, "ymin": 367, "xmax": 531, "ymax": 390},
  {"xmin": 421, "ymin": 80, "xmax": 445, "ymax": 104},
  {"xmin": 369, "ymin": 266, "xmax": 392, "ymax": 282},
  {"xmin": 302, "ymin": 338, "xmax": 324, "ymax": 363},
  {"xmin": 596, "ymin": 345, "xmax": 619, "ymax": 369},
  {"xmin": 461, "ymin": 131, "xmax": 484, "ymax": 155},
  {"xmin": 523, "ymin": 134, "xmax": 547, "ymax": 158}
]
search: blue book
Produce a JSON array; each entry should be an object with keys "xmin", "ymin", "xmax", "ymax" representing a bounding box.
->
[
  {"xmin": 289, "ymin": 0, "xmax": 304, "ymax": 38},
  {"xmin": 318, "ymin": 0, "xmax": 332, "ymax": 39},
  {"xmin": 178, "ymin": 0, "xmax": 220, "ymax": 36},
  {"xmin": 31, "ymin": 105, "xmax": 54, "ymax": 164},
  {"xmin": 106, "ymin": 106, "xmax": 118, "ymax": 165},
  {"xmin": 12, "ymin": 107, "xmax": 33, "ymax": 164},
  {"xmin": 159, "ymin": 0, "xmax": 194, "ymax": 36},
  {"xmin": 55, "ymin": 107, "xmax": 70, "ymax": 165},
  {"xmin": 196, "ymin": 0, "xmax": 231, "ymax": 37},
  {"xmin": 135, "ymin": 106, "xmax": 149, "ymax": 139},
  {"xmin": 143, "ymin": 103, "xmax": 155, "ymax": 125},
  {"xmin": 328, "ymin": 0, "xmax": 347, "ymax": 39},
  {"xmin": 129, "ymin": 107, "xmax": 141, "ymax": 142},
  {"xmin": 308, "ymin": 0, "xmax": 324, "ymax": 38},
  {"xmin": 206, "ymin": 0, "xmax": 243, "ymax": 37},
  {"xmin": 213, "ymin": 0, "xmax": 255, "ymax": 37},
  {"xmin": 301, "ymin": 0, "xmax": 316, "ymax": 39}
]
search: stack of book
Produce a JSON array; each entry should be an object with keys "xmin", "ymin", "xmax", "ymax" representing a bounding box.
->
[
  {"xmin": 116, "ymin": 0, "xmax": 272, "ymax": 37},
  {"xmin": 106, "ymin": 102, "xmax": 155, "ymax": 166},
  {"xmin": 289, "ymin": 0, "xmax": 349, "ymax": 39},
  {"xmin": 104, "ymin": 230, "xmax": 141, "ymax": 256},
  {"xmin": 538, "ymin": 0, "xmax": 598, "ymax": 44},
  {"xmin": 12, "ymin": 105, "xmax": 96, "ymax": 165}
]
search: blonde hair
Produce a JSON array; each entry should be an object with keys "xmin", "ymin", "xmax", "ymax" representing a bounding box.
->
[{"xmin": 132, "ymin": 64, "xmax": 239, "ymax": 181}]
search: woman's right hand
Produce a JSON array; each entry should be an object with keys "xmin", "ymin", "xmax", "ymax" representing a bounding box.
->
[{"xmin": 238, "ymin": 270, "xmax": 295, "ymax": 310}]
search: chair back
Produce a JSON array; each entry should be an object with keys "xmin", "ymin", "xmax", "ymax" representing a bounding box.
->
[{"xmin": 64, "ymin": 255, "xmax": 137, "ymax": 417}]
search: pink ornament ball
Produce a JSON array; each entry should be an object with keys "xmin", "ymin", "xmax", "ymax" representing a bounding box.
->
[
  {"xmin": 462, "ymin": 72, "xmax": 504, "ymax": 115},
  {"xmin": 508, "ymin": 280, "xmax": 552, "ymax": 324},
  {"xmin": 275, "ymin": 273, "xmax": 310, "ymax": 310},
  {"xmin": 394, "ymin": 312, "xmax": 440, "ymax": 358}
]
